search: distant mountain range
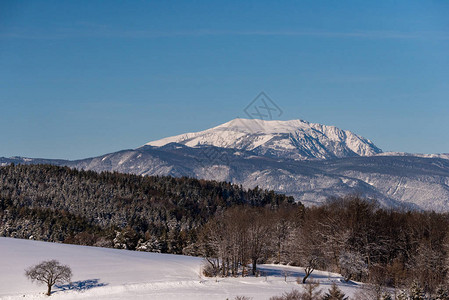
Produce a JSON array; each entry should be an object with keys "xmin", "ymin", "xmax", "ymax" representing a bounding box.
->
[{"xmin": 2, "ymin": 118, "xmax": 449, "ymax": 211}]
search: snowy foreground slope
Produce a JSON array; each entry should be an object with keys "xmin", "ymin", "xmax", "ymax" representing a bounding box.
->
[{"xmin": 0, "ymin": 237, "xmax": 362, "ymax": 300}]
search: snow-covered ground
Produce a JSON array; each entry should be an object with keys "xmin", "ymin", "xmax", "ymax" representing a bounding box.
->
[{"xmin": 0, "ymin": 237, "xmax": 362, "ymax": 299}]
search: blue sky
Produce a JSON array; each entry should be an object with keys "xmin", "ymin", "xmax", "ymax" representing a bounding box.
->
[{"xmin": 1, "ymin": 1, "xmax": 448, "ymax": 159}]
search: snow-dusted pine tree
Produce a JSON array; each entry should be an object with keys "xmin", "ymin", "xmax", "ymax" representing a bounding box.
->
[
  {"xmin": 323, "ymin": 282, "xmax": 348, "ymax": 300},
  {"xmin": 435, "ymin": 285, "xmax": 449, "ymax": 300},
  {"xmin": 396, "ymin": 289, "xmax": 408, "ymax": 300},
  {"xmin": 409, "ymin": 281, "xmax": 425, "ymax": 300},
  {"xmin": 381, "ymin": 292, "xmax": 392, "ymax": 300},
  {"xmin": 300, "ymin": 280, "xmax": 322, "ymax": 300}
]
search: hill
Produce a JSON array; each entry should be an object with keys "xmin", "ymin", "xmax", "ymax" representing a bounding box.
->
[
  {"xmin": 0, "ymin": 164, "xmax": 295, "ymax": 252},
  {"xmin": 0, "ymin": 237, "xmax": 362, "ymax": 299}
]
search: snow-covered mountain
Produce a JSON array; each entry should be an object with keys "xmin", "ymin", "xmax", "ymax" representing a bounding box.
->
[
  {"xmin": 146, "ymin": 118, "xmax": 382, "ymax": 160},
  {"xmin": 2, "ymin": 118, "xmax": 449, "ymax": 211},
  {"xmin": 376, "ymin": 151, "xmax": 449, "ymax": 160}
]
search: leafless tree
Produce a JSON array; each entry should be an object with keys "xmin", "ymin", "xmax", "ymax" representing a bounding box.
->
[
  {"xmin": 25, "ymin": 260, "xmax": 72, "ymax": 296},
  {"xmin": 198, "ymin": 207, "xmax": 250, "ymax": 277},
  {"xmin": 302, "ymin": 255, "xmax": 323, "ymax": 284},
  {"xmin": 339, "ymin": 251, "xmax": 367, "ymax": 282},
  {"xmin": 293, "ymin": 213, "xmax": 327, "ymax": 283},
  {"xmin": 282, "ymin": 269, "xmax": 291, "ymax": 282},
  {"xmin": 270, "ymin": 206, "xmax": 302, "ymax": 264},
  {"xmin": 247, "ymin": 208, "xmax": 271, "ymax": 275},
  {"xmin": 316, "ymin": 216, "xmax": 350, "ymax": 272},
  {"xmin": 412, "ymin": 242, "xmax": 446, "ymax": 296}
]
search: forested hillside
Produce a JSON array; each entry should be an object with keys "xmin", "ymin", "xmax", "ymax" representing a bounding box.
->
[
  {"xmin": 2, "ymin": 164, "xmax": 449, "ymax": 297},
  {"xmin": 0, "ymin": 164, "xmax": 296, "ymax": 253}
]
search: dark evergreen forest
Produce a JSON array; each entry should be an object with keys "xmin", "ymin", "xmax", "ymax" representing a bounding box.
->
[{"xmin": 0, "ymin": 164, "xmax": 296, "ymax": 253}]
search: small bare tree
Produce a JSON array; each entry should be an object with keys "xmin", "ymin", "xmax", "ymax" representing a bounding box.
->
[
  {"xmin": 302, "ymin": 255, "xmax": 325, "ymax": 283},
  {"xmin": 25, "ymin": 260, "xmax": 72, "ymax": 296}
]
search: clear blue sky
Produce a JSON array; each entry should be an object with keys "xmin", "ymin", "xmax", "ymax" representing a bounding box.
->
[{"xmin": 1, "ymin": 1, "xmax": 448, "ymax": 159}]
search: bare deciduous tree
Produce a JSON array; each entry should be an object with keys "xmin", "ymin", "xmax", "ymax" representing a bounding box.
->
[
  {"xmin": 25, "ymin": 260, "xmax": 72, "ymax": 296},
  {"xmin": 247, "ymin": 208, "xmax": 270, "ymax": 276},
  {"xmin": 339, "ymin": 251, "xmax": 367, "ymax": 282},
  {"xmin": 302, "ymin": 256, "xmax": 323, "ymax": 284},
  {"xmin": 294, "ymin": 216, "xmax": 327, "ymax": 284}
]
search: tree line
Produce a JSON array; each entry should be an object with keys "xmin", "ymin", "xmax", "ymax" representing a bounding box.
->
[{"xmin": 197, "ymin": 197, "xmax": 449, "ymax": 299}]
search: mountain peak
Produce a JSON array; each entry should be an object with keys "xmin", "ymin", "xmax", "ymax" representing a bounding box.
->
[
  {"xmin": 145, "ymin": 118, "xmax": 382, "ymax": 160},
  {"xmin": 214, "ymin": 118, "xmax": 311, "ymax": 133}
]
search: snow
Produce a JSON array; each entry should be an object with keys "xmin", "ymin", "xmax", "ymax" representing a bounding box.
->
[
  {"xmin": 146, "ymin": 119, "xmax": 325, "ymax": 146},
  {"xmin": 144, "ymin": 118, "xmax": 382, "ymax": 160},
  {"xmin": 377, "ymin": 152, "xmax": 449, "ymax": 160},
  {"xmin": 0, "ymin": 237, "xmax": 363, "ymax": 299}
]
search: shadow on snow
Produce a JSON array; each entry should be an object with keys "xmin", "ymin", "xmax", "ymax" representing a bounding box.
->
[
  {"xmin": 257, "ymin": 266, "xmax": 358, "ymax": 287},
  {"xmin": 55, "ymin": 278, "xmax": 108, "ymax": 292}
]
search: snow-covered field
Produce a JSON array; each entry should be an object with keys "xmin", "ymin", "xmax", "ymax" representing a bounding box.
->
[{"xmin": 0, "ymin": 237, "xmax": 362, "ymax": 299}]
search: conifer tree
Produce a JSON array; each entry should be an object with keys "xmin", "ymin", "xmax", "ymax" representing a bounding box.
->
[
  {"xmin": 409, "ymin": 281, "xmax": 425, "ymax": 300},
  {"xmin": 396, "ymin": 290, "xmax": 408, "ymax": 300},
  {"xmin": 381, "ymin": 293, "xmax": 392, "ymax": 300},
  {"xmin": 435, "ymin": 285, "xmax": 449, "ymax": 300},
  {"xmin": 323, "ymin": 282, "xmax": 348, "ymax": 300},
  {"xmin": 300, "ymin": 280, "xmax": 322, "ymax": 300}
]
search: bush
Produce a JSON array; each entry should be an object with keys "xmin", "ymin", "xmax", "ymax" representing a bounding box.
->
[{"xmin": 202, "ymin": 261, "xmax": 219, "ymax": 277}]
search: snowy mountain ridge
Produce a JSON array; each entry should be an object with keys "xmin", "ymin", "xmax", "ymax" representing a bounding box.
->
[
  {"xmin": 145, "ymin": 118, "xmax": 382, "ymax": 160},
  {"xmin": 376, "ymin": 151, "xmax": 449, "ymax": 160},
  {"xmin": 2, "ymin": 118, "xmax": 449, "ymax": 211}
]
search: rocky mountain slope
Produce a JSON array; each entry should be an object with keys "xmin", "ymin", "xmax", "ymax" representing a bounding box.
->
[
  {"xmin": 1, "ymin": 119, "xmax": 448, "ymax": 211},
  {"xmin": 146, "ymin": 119, "xmax": 382, "ymax": 160}
]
